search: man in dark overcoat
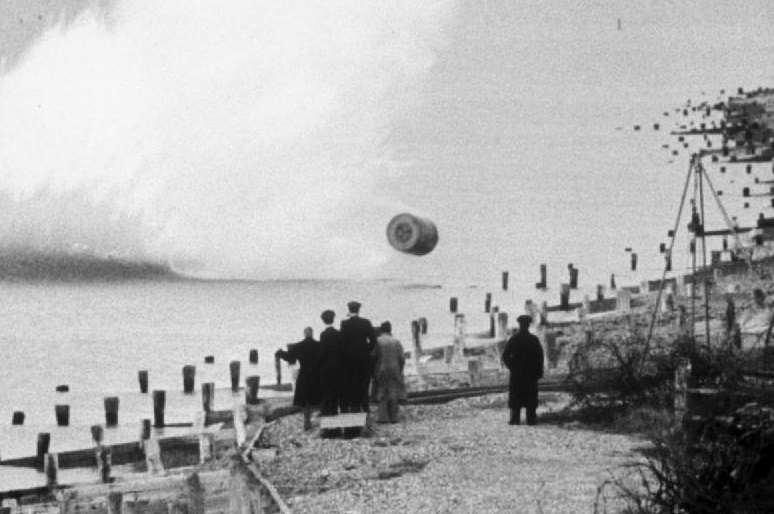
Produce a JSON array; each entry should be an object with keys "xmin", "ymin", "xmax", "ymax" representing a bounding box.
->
[
  {"xmin": 340, "ymin": 300, "xmax": 377, "ymax": 413},
  {"xmin": 275, "ymin": 326, "xmax": 321, "ymax": 430},
  {"xmin": 501, "ymin": 315, "xmax": 544, "ymax": 425},
  {"xmin": 318, "ymin": 309, "xmax": 344, "ymax": 417}
]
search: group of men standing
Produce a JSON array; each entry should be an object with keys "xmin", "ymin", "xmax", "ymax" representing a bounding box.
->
[{"xmin": 275, "ymin": 300, "xmax": 405, "ymax": 432}]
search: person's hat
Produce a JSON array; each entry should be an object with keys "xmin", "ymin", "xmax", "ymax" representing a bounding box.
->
[
  {"xmin": 321, "ymin": 310, "xmax": 335, "ymax": 324},
  {"xmin": 347, "ymin": 301, "xmax": 361, "ymax": 312},
  {"xmin": 516, "ymin": 314, "xmax": 532, "ymax": 325}
]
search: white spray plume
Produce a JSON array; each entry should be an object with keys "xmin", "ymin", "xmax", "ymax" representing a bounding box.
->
[{"xmin": 0, "ymin": 0, "xmax": 455, "ymax": 278}]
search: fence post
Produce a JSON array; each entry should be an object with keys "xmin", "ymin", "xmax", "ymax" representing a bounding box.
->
[{"xmin": 674, "ymin": 358, "xmax": 691, "ymax": 424}]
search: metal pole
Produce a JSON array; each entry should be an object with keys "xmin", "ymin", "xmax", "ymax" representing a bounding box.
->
[
  {"xmin": 643, "ymin": 157, "xmax": 695, "ymax": 368},
  {"xmin": 698, "ymin": 161, "xmax": 711, "ymax": 348}
]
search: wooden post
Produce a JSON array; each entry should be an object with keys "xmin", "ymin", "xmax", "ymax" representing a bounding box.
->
[
  {"xmin": 275, "ymin": 354, "xmax": 282, "ymax": 386},
  {"xmin": 596, "ymin": 284, "xmax": 604, "ymax": 302},
  {"xmin": 610, "ymin": 273, "xmax": 616, "ymax": 290},
  {"xmin": 245, "ymin": 376, "xmax": 260, "ymax": 405},
  {"xmin": 484, "ymin": 292, "xmax": 492, "ymax": 313},
  {"xmin": 204, "ymin": 355, "xmax": 215, "ymax": 364},
  {"xmin": 140, "ymin": 419, "xmax": 151, "ymax": 441},
  {"xmin": 502, "ymin": 271, "xmax": 509, "ymax": 291},
  {"xmin": 249, "ymin": 349, "xmax": 259, "ymax": 365},
  {"xmin": 91, "ymin": 424, "xmax": 104, "ymax": 444},
  {"xmin": 36, "ymin": 433, "xmax": 51, "ymax": 470},
  {"xmin": 568, "ymin": 264, "xmax": 578, "ymax": 289},
  {"xmin": 183, "ymin": 365, "xmax": 196, "ymax": 394},
  {"xmin": 195, "ymin": 412, "xmax": 213, "ymax": 465},
  {"xmin": 453, "ymin": 313, "xmax": 466, "ymax": 358},
  {"xmin": 152, "ymin": 390, "xmax": 166, "ymax": 428},
  {"xmin": 674, "ymin": 358, "xmax": 691, "ymax": 423},
  {"xmin": 144, "ymin": 436, "xmax": 163, "ymax": 475},
  {"xmin": 496, "ymin": 312, "xmax": 509, "ymax": 339},
  {"xmin": 449, "ymin": 297, "xmax": 458, "ymax": 313},
  {"xmin": 202, "ymin": 382, "xmax": 215, "ymax": 413},
  {"xmin": 536, "ymin": 264, "xmax": 547, "ymax": 289},
  {"xmin": 106, "ymin": 492, "xmax": 122, "ymax": 514},
  {"xmin": 230, "ymin": 360, "xmax": 241, "ymax": 393},
  {"xmin": 104, "ymin": 397, "xmax": 119, "ymax": 427},
  {"xmin": 560, "ymin": 283, "xmax": 570, "ymax": 310},
  {"xmin": 55, "ymin": 404, "xmax": 69, "ymax": 426},
  {"xmin": 616, "ymin": 289, "xmax": 632, "ymax": 313},
  {"xmin": 233, "ymin": 403, "xmax": 247, "ymax": 446},
  {"xmin": 44, "ymin": 453, "xmax": 57, "ymax": 489},
  {"xmin": 11, "ymin": 411, "xmax": 24, "ymax": 425},
  {"xmin": 138, "ymin": 370, "xmax": 149, "ymax": 394},
  {"xmin": 411, "ymin": 320, "xmax": 423, "ymax": 357},
  {"xmin": 631, "ymin": 253, "xmax": 638, "ymax": 271},
  {"xmin": 468, "ymin": 359, "xmax": 482, "ymax": 386},
  {"xmin": 489, "ymin": 306, "xmax": 498, "ymax": 337},
  {"xmin": 418, "ymin": 317, "xmax": 428, "ymax": 334},
  {"xmin": 55, "ymin": 385, "xmax": 69, "ymax": 393},
  {"xmin": 98, "ymin": 446, "xmax": 112, "ymax": 483}
]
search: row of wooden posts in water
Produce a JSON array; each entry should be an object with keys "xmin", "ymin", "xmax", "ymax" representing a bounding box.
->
[
  {"xmin": 7, "ymin": 350, "xmax": 275, "ymax": 430},
  {"xmin": 5, "ymin": 352, "xmax": 268, "ymax": 491}
]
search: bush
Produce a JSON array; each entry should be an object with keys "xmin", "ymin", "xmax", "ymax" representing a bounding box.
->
[{"xmin": 597, "ymin": 403, "xmax": 774, "ymax": 513}]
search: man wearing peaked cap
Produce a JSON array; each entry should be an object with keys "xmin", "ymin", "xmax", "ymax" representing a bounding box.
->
[
  {"xmin": 502, "ymin": 314, "xmax": 544, "ymax": 425},
  {"xmin": 340, "ymin": 300, "xmax": 377, "ymax": 417}
]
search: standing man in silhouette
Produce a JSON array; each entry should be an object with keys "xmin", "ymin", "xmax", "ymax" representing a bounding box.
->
[
  {"xmin": 318, "ymin": 310, "xmax": 344, "ymax": 436},
  {"xmin": 275, "ymin": 327, "xmax": 321, "ymax": 430},
  {"xmin": 340, "ymin": 301, "xmax": 377, "ymax": 413},
  {"xmin": 502, "ymin": 315, "xmax": 544, "ymax": 425}
]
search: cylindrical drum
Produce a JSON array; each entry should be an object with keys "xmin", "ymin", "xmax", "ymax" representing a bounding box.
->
[{"xmin": 386, "ymin": 213, "xmax": 439, "ymax": 256}]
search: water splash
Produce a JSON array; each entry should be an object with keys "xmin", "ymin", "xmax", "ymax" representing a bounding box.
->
[{"xmin": 0, "ymin": 0, "xmax": 455, "ymax": 279}]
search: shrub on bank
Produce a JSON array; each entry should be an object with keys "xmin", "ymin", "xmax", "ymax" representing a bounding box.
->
[{"xmin": 597, "ymin": 403, "xmax": 774, "ymax": 514}]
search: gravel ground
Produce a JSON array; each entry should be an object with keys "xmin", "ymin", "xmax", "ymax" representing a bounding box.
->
[{"xmin": 257, "ymin": 394, "xmax": 645, "ymax": 513}]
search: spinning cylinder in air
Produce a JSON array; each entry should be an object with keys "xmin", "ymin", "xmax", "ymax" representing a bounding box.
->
[{"xmin": 386, "ymin": 213, "xmax": 439, "ymax": 256}]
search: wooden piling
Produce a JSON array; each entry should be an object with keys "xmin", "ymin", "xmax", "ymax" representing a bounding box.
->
[
  {"xmin": 610, "ymin": 273, "xmax": 616, "ymax": 290},
  {"xmin": 245, "ymin": 376, "xmax": 260, "ymax": 405},
  {"xmin": 11, "ymin": 411, "xmax": 24, "ymax": 425},
  {"xmin": 152, "ymin": 390, "xmax": 166, "ymax": 428},
  {"xmin": 275, "ymin": 354, "xmax": 282, "ymax": 386},
  {"xmin": 674, "ymin": 358, "xmax": 691, "ymax": 423},
  {"xmin": 37, "ymin": 433, "xmax": 51, "ymax": 469},
  {"xmin": 104, "ymin": 396, "xmax": 119, "ymax": 427},
  {"xmin": 55, "ymin": 385, "xmax": 69, "ymax": 393},
  {"xmin": 560, "ymin": 283, "xmax": 570, "ymax": 310},
  {"xmin": 484, "ymin": 292, "xmax": 492, "ymax": 313},
  {"xmin": 631, "ymin": 253, "xmax": 638, "ymax": 271},
  {"xmin": 204, "ymin": 355, "xmax": 215, "ymax": 364},
  {"xmin": 140, "ymin": 419, "xmax": 151, "ymax": 441},
  {"xmin": 496, "ymin": 312, "xmax": 509, "ymax": 339},
  {"xmin": 249, "ymin": 349, "xmax": 259, "ymax": 365},
  {"xmin": 453, "ymin": 313, "xmax": 466, "ymax": 358},
  {"xmin": 538, "ymin": 264, "xmax": 547, "ymax": 289},
  {"xmin": 230, "ymin": 360, "xmax": 241, "ymax": 392},
  {"xmin": 501, "ymin": 271, "xmax": 509, "ymax": 291},
  {"xmin": 182, "ymin": 365, "xmax": 196, "ymax": 394},
  {"xmin": 468, "ymin": 359, "xmax": 482, "ymax": 386},
  {"xmin": 411, "ymin": 320, "xmax": 423, "ymax": 357},
  {"xmin": 106, "ymin": 492, "xmax": 121, "ymax": 514},
  {"xmin": 596, "ymin": 284, "xmax": 604, "ymax": 302},
  {"xmin": 138, "ymin": 370, "xmax": 149, "ymax": 394},
  {"xmin": 418, "ymin": 317, "xmax": 428, "ymax": 334},
  {"xmin": 44, "ymin": 453, "xmax": 57, "ymax": 488},
  {"xmin": 98, "ymin": 446, "xmax": 112, "ymax": 484},
  {"xmin": 449, "ymin": 297, "xmax": 458, "ymax": 313},
  {"xmin": 202, "ymin": 382, "xmax": 215, "ymax": 413},
  {"xmin": 569, "ymin": 266, "xmax": 579, "ymax": 289},
  {"xmin": 55, "ymin": 404, "xmax": 70, "ymax": 426},
  {"xmin": 91, "ymin": 424, "xmax": 104, "ymax": 444}
]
